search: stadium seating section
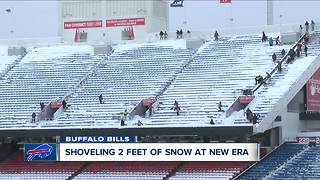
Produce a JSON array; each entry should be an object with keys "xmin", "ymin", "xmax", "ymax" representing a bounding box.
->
[
  {"xmin": 57, "ymin": 45, "xmax": 194, "ymax": 128},
  {"xmin": 73, "ymin": 162, "xmax": 179, "ymax": 180},
  {"xmin": 0, "ymin": 150, "xmax": 84, "ymax": 179},
  {"xmin": 268, "ymin": 145, "xmax": 320, "ymax": 179},
  {"xmin": 0, "ymin": 31, "xmax": 319, "ymax": 129},
  {"xmin": 150, "ymin": 35, "xmax": 290, "ymax": 126},
  {"xmin": 238, "ymin": 142, "xmax": 307, "ymax": 180},
  {"xmin": 249, "ymin": 31, "xmax": 320, "ymax": 122},
  {"xmin": 0, "ymin": 29, "xmax": 319, "ymax": 180},
  {"xmin": 170, "ymin": 162, "xmax": 250, "ymax": 180}
]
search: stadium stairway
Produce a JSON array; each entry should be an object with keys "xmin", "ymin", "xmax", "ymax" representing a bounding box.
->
[
  {"xmin": 149, "ymin": 34, "xmax": 290, "ymax": 127},
  {"xmin": 55, "ymin": 44, "xmax": 195, "ymax": 128},
  {"xmin": 236, "ymin": 142, "xmax": 307, "ymax": 180},
  {"xmin": 249, "ymin": 31, "xmax": 320, "ymax": 132},
  {"xmin": 164, "ymin": 162, "xmax": 185, "ymax": 180},
  {"xmin": 67, "ymin": 162, "xmax": 91, "ymax": 180}
]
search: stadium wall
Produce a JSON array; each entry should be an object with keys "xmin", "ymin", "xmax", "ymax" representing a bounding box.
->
[{"xmin": 59, "ymin": 0, "xmax": 168, "ymax": 43}]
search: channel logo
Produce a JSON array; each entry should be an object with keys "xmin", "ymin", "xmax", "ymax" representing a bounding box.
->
[{"xmin": 24, "ymin": 144, "xmax": 57, "ymax": 161}]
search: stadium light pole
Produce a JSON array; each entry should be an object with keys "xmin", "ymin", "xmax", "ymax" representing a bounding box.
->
[
  {"xmin": 5, "ymin": 8, "xmax": 14, "ymax": 44},
  {"xmin": 229, "ymin": 2, "xmax": 234, "ymax": 36},
  {"xmin": 279, "ymin": 14, "xmax": 283, "ymax": 34}
]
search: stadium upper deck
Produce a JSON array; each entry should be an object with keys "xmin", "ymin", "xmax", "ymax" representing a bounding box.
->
[{"xmin": 0, "ymin": 30, "xmax": 318, "ymax": 138}]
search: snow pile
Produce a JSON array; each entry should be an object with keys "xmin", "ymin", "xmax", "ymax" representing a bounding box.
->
[
  {"xmin": 23, "ymin": 45, "xmax": 93, "ymax": 63},
  {"xmin": 113, "ymin": 39, "xmax": 186, "ymax": 54}
]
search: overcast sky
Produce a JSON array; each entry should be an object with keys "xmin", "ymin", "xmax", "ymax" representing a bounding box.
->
[{"xmin": 0, "ymin": 1, "xmax": 320, "ymax": 38}]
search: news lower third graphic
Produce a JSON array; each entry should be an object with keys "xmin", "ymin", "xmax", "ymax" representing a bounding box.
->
[
  {"xmin": 59, "ymin": 143, "xmax": 259, "ymax": 161},
  {"xmin": 24, "ymin": 136, "xmax": 259, "ymax": 162},
  {"xmin": 24, "ymin": 144, "xmax": 57, "ymax": 161}
]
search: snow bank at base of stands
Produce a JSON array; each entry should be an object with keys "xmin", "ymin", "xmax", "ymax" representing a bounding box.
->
[
  {"xmin": 113, "ymin": 39, "xmax": 186, "ymax": 54},
  {"xmin": 128, "ymin": 115, "xmax": 148, "ymax": 126},
  {"xmin": 229, "ymin": 32, "xmax": 280, "ymax": 41},
  {"xmin": 22, "ymin": 45, "xmax": 93, "ymax": 63},
  {"xmin": 225, "ymin": 110, "xmax": 247, "ymax": 124},
  {"xmin": 0, "ymin": 46, "xmax": 18, "ymax": 73}
]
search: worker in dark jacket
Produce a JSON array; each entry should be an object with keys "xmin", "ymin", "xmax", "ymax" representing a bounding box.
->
[
  {"xmin": 275, "ymin": 36, "xmax": 280, "ymax": 45},
  {"xmin": 304, "ymin": 45, "xmax": 308, "ymax": 57},
  {"xmin": 32, "ymin": 112, "xmax": 36, "ymax": 123},
  {"xmin": 164, "ymin": 31, "xmax": 168, "ymax": 39},
  {"xmin": 137, "ymin": 120, "xmax": 143, "ymax": 126},
  {"xmin": 159, "ymin": 31, "xmax": 164, "ymax": 40},
  {"xmin": 304, "ymin": 32, "xmax": 310, "ymax": 44},
  {"xmin": 287, "ymin": 49, "xmax": 295, "ymax": 63},
  {"xmin": 179, "ymin": 29, "xmax": 183, "ymax": 38},
  {"xmin": 246, "ymin": 108, "xmax": 253, "ymax": 122},
  {"xmin": 174, "ymin": 100, "xmax": 179, "ymax": 107},
  {"xmin": 277, "ymin": 61, "xmax": 282, "ymax": 72},
  {"xmin": 218, "ymin": 101, "xmax": 224, "ymax": 112},
  {"xmin": 281, "ymin": 49, "xmax": 286, "ymax": 57},
  {"xmin": 62, "ymin": 100, "xmax": 67, "ymax": 109},
  {"xmin": 98, "ymin": 94, "xmax": 103, "ymax": 104},
  {"xmin": 40, "ymin": 102, "xmax": 45, "ymax": 111},
  {"xmin": 305, "ymin": 21, "xmax": 309, "ymax": 32},
  {"xmin": 120, "ymin": 119, "xmax": 125, "ymax": 126},
  {"xmin": 272, "ymin": 53, "xmax": 277, "ymax": 62},
  {"xmin": 311, "ymin": 20, "xmax": 315, "ymax": 31},
  {"xmin": 214, "ymin": 30, "xmax": 219, "ymax": 41},
  {"xmin": 262, "ymin": 32, "xmax": 267, "ymax": 42}
]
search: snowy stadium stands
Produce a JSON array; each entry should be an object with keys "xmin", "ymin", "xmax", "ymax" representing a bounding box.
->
[
  {"xmin": 249, "ymin": 31, "xmax": 320, "ymax": 123},
  {"xmin": 56, "ymin": 43, "xmax": 194, "ymax": 128},
  {"xmin": 149, "ymin": 34, "xmax": 290, "ymax": 126},
  {"xmin": 0, "ymin": 31, "xmax": 318, "ymax": 131},
  {"xmin": 0, "ymin": 29, "xmax": 319, "ymax": 180},
  {"xmin": 0, "ymin": 45, "xmax": 102, "ymax": 129}
]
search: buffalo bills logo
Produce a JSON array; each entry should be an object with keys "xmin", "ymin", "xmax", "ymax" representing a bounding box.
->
[{"xmin": 26, "ymin": 144, "xmax": 54, "ymax": 161}]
